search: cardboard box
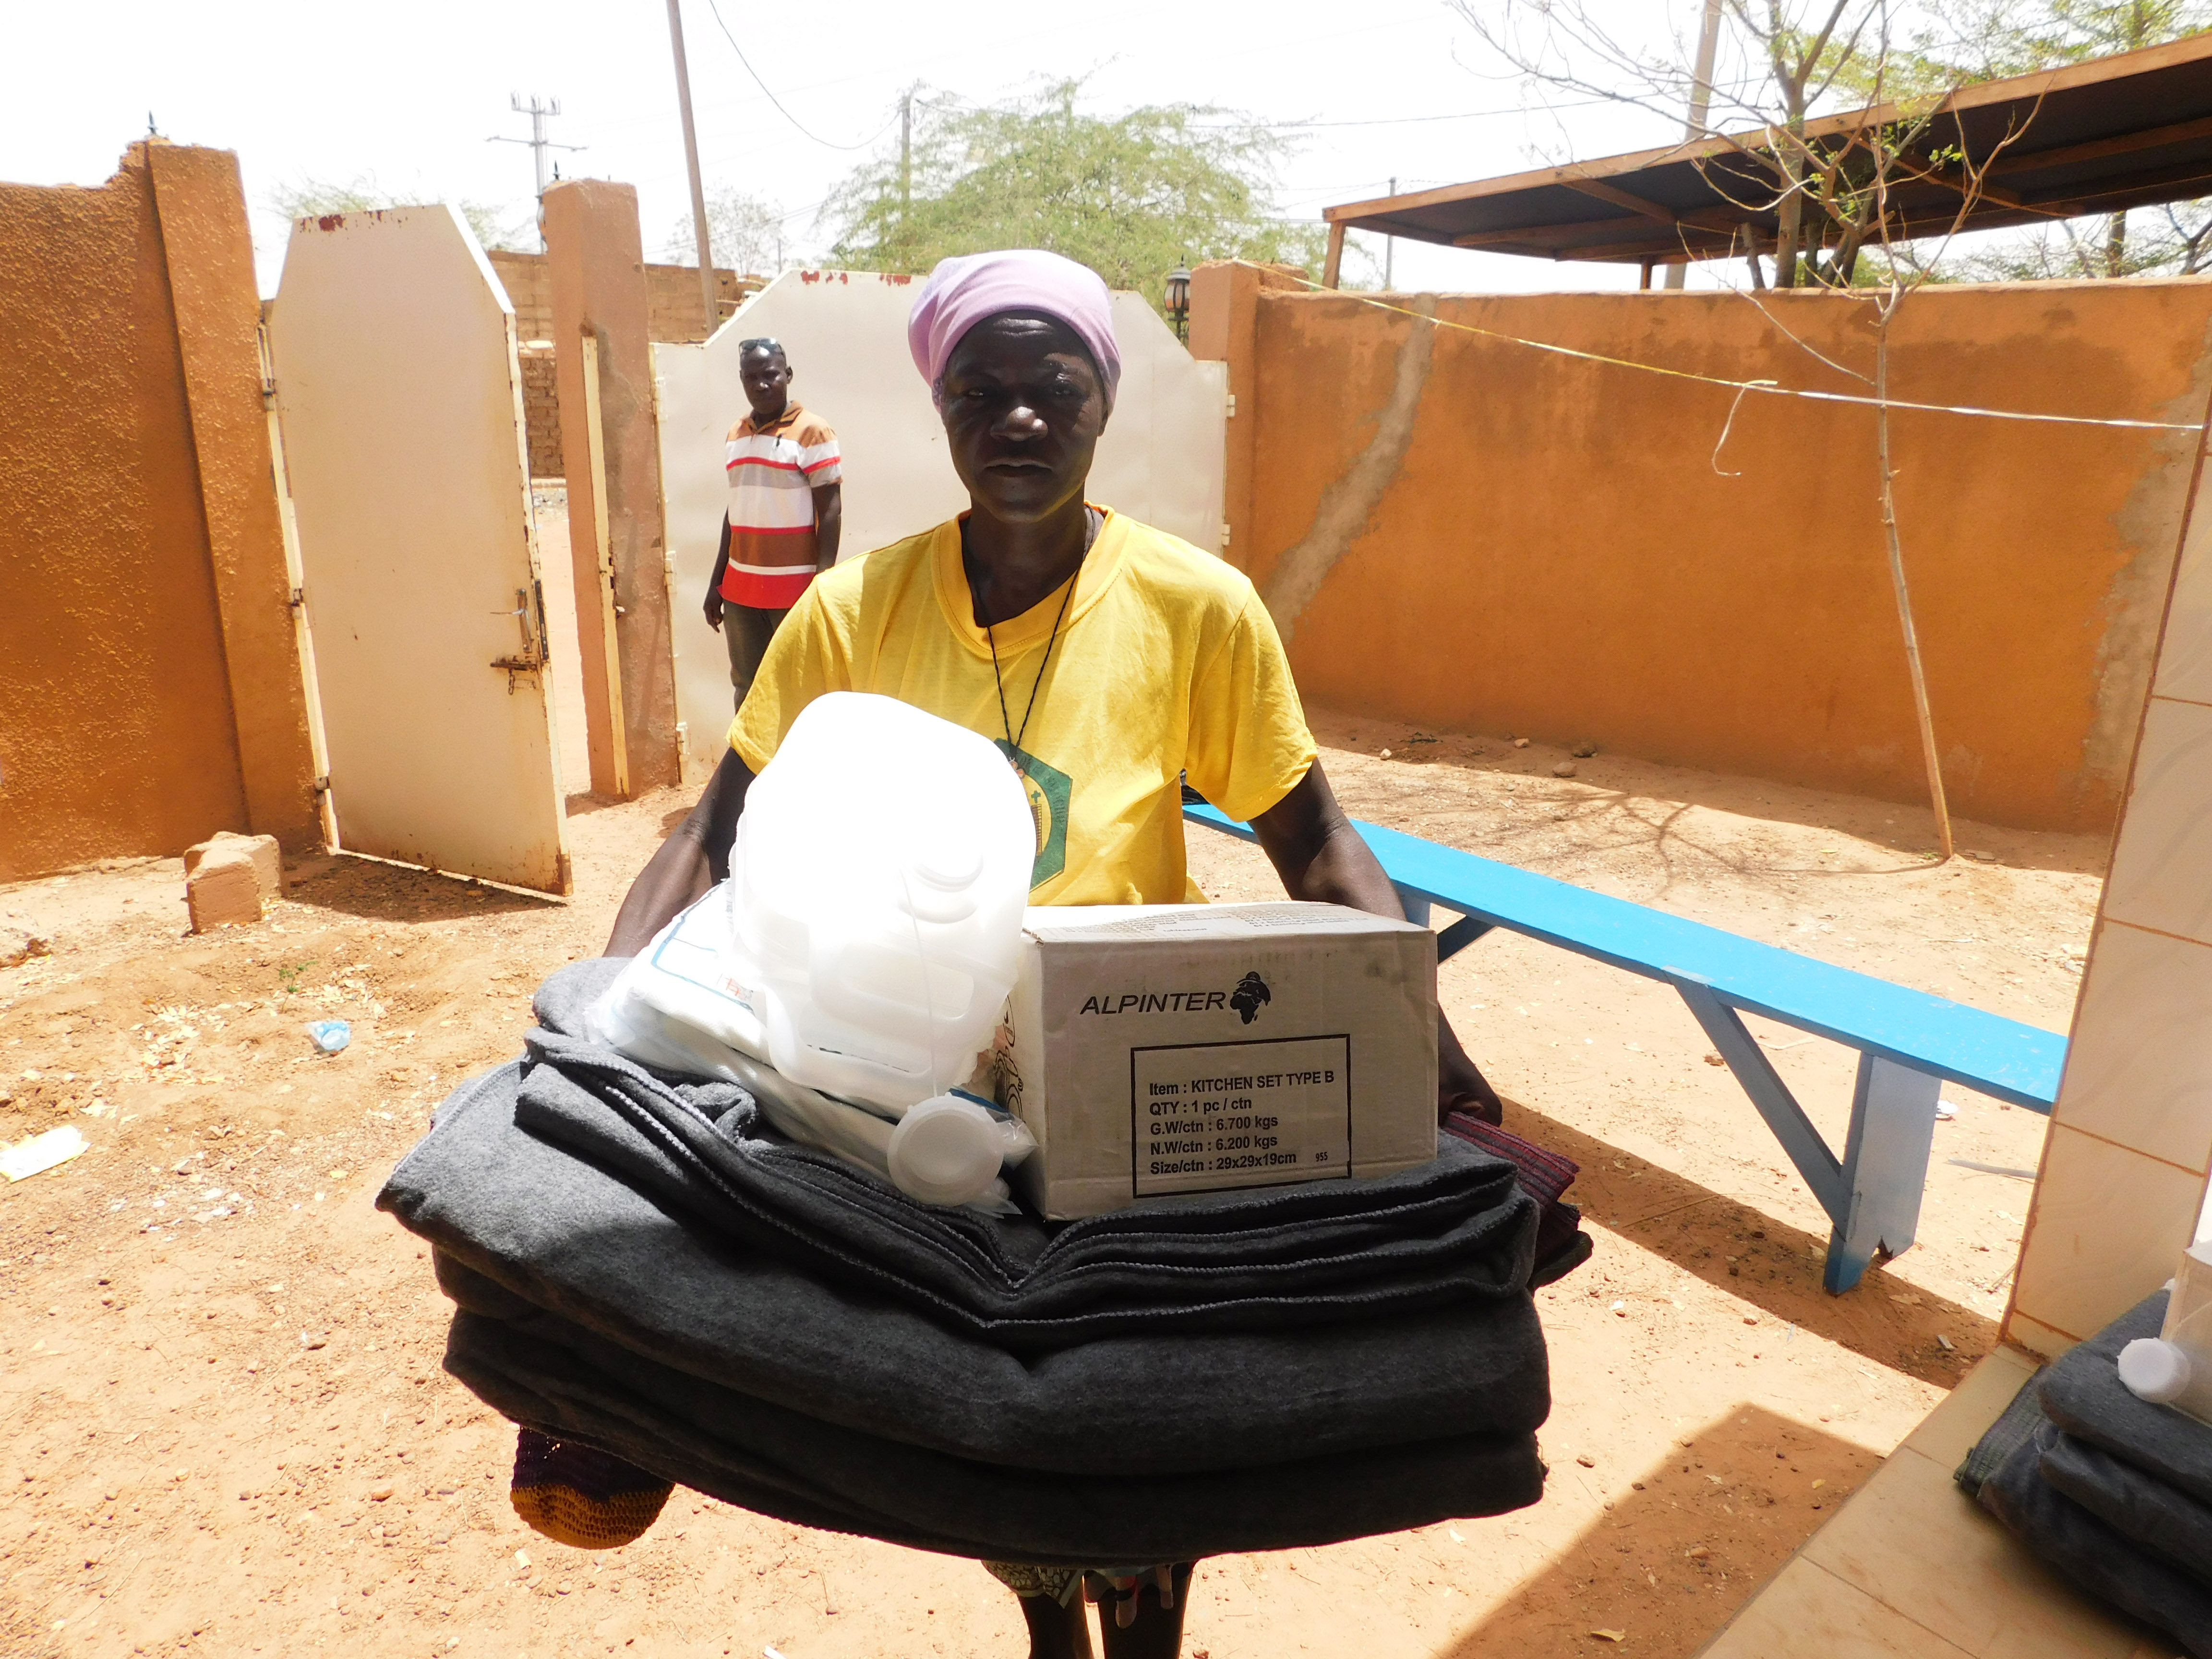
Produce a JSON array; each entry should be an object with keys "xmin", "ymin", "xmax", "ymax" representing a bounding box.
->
[{"xmin": 992, "ymin": 902, "xmax": 1438, "ymax": 1219}]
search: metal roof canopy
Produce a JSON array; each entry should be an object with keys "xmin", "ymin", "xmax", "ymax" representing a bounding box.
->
[{"xmin": 1324, "ymin": 33, "xmax": 2212, "ymax": 272}]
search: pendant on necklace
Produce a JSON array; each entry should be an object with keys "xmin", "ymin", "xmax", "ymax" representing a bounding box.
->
[{"xmin": 1006, "ymin": 751, "xmax": 1045, "ymax": 853}]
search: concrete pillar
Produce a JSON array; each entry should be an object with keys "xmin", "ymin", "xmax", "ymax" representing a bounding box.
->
[
  {"xmin": 146, "ymin": 143, "xmax": 326, "ymax": 852},
  {"xmin": 1189, "ymin": 262, "xmax": 1302, "ymax": 575},
  {"xmin": 544, "ymin": 180, "xmax": 680, "ymax": 798}
]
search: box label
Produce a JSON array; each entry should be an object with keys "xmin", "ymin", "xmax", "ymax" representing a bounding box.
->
[{"xmin": 1130, "ymin": 1035, "xmax": 1351, "ymax": 1196}]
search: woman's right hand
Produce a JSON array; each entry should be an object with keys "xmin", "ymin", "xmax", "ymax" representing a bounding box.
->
[{"xmin": 605, "ymin": 748, "xmax": 755, "ymax": 956}]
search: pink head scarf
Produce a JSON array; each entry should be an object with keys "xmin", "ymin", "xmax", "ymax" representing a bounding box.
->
[{"xmin": 907, "ymin": 249, "xmax": 1122, "ymax": 411}]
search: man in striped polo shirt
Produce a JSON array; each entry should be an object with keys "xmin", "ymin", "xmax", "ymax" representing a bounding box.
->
[{"xmin": 704, "ymin": 337, "xmax": 843, "ymax": 708}]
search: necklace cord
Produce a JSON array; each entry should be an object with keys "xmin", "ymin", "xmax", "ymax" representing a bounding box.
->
[{"xmin": 977, "ymin": 507, "xmax": 1097, "ymax": 764}]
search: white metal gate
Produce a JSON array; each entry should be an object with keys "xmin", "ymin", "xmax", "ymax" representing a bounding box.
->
[{"xmin": 266, "ymin": 205, "xmax": 571, "ymax": 893}]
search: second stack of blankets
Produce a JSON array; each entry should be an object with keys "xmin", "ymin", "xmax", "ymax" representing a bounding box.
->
[{"xmin": 1957, "ymin": 1290, "xmax": 2212, "ymax": 1657}]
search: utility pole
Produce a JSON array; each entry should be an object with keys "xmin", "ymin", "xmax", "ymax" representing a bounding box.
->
[
  {"xmin": 663, "ymin": 0, "xmax": 720, "ymax": 338},
  {"xmin": 900, "ymin": 88, "xmax": 914, "ymax": 216},
  {"xmin": 488, "ymin": 95, "xmax": 584, "ymax": 252},
  {"xmin": 1664, "ymin": 0, "xmax": 1724, "ymax": 290},
  {"xmin": 1385, "ymin": 176, "xmax": 1396, "ymax": 290}
]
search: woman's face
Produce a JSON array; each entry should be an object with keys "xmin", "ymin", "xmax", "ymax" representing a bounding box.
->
[{"xmin": 938, "ymin": 312, "xmax": 1109, "ymax": 527}]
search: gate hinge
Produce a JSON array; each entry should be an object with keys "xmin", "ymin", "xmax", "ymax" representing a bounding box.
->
[{"xmin": 255, "ymin": 318, "xmax": 279, "ymax": 409}]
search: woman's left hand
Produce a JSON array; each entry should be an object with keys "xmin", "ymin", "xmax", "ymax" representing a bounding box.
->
[{"xmin": 1438, "ymin": 1015, "xmax": 1503, "ymax": 1126}]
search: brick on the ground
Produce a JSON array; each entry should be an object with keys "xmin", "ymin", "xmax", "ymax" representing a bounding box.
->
[{"xmin": 183, "ymin": 831, "xmax": 285, "ymax": 932}]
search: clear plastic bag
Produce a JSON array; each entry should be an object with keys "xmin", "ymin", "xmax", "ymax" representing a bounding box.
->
[
  {"xmin": 586, "ymin": 693, "xmax": 1038, "ymax": 1208},
  {"xmin": 590, "ymin": 901, "xmax": 1033, "ymax": 1212}
]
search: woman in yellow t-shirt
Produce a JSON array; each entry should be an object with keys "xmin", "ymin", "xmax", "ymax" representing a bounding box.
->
[{"xmin": 602, "ymin": 250, "xmax": 1497, "ymax": 1656}]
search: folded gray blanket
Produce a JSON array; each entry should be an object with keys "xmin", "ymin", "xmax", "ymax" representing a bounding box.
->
[
  {"xmin": 441, "ymin": 1298, "xmax": 1542, "ymax": 1563},
  {"xmin": 515, "ymin": 1055, "xmax": 1537, "ymax": 1353},
  {"xmin": 513, "ymin": 960, "xmax": 1539, "ymax": 1351},
  {"xmin": 2039, "ymin": 1290, "xmax": 2212, "ymax": 1509},
  {"xmin": 1963, "ymin": 1381, "xmax": 2212, "ymax": 1657},
  {"xmin": 377, "ymin": 958, "xmax": 1559, "ymax": 1558},
  {"xmin": 2040, "ymin": 1431, "xmax": 2212, "ymax": 1587},
  {"xmin": 389, "ymin": 1058, "xmax": 1551, "ymax": 1476}
]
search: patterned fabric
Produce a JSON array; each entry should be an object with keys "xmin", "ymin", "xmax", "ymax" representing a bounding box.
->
[
  {"xmin": 982, "ymin": 1560, "xmax": 1084, "ymax": 1605},
  {"xmin": 907, "ymin": 249, "xmax": 1122, "ymax": 409},
  {"xmin": 1442, "ymin": 1112, "xmax": 1578, "ymax": 1207},
  {"xmin": 1443, "ymin": 1109, "xmax": 1588, "ymax": 1281},
  {"xmin": 982, "ymin": 1561, "xmax": 1192, "ymax": 1622},
  {"xmin": 721, "ymin": 402, "xmax": 841, "ymax": 609},
  {"xmin": 508, "ymin": 1427, "xmax": 673, "ymax": 1549}
]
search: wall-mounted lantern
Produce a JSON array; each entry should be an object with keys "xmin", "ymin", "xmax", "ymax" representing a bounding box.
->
[{"xmin": 1164, "ymin": 263, "xmax": 1192, "ymax": 343}]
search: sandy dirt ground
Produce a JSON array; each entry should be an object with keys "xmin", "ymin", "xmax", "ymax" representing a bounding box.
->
[{"xmin": 0, "ymin": 712, "xmax": 2101, "ymax": 1659}]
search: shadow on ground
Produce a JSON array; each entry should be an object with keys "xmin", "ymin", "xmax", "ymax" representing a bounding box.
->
[
  {"xmin": 1500, "ymin": 1098, "xmax": 1996, "ymax": 1386},
  {"xmin": 1435, "ymin": 1405, "xmax": 1877, "ymax": 1659},
  {"xmin": 284, "ymin": 854, "xmax": 563, "ymax": 925}
]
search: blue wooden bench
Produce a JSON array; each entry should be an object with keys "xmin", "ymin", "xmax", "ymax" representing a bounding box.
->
[{"xmin": 1184, "ymin": 803, "xmax": 2065, "ymax": 1293}]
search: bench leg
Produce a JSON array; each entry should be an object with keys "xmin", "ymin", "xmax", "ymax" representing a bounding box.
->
[
  {"xmin": 1394, "ymin": 888, "xmax": 1498, "ymax": 962},
  {"xmin": 1672, "ymin": 982, "xmax": 1845, "ymax": 1223},
  {"xmin": 1822, "ymin": 1055, "xmax": 1942, "ymax": 1293}
]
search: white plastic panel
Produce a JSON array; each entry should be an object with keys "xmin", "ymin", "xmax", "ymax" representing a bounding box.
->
[{"xmin": 653, "ymin": 269, "xmax": 1228, "ymax": 778}]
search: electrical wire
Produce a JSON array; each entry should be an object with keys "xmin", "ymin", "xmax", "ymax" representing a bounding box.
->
[
  {"xmin": 1242, "ymin": 261, "xmax": 2205, "ymax": 432},
  {"xmin": 699, "ymin": 0, "xmax": 902, "ymax": 152}
]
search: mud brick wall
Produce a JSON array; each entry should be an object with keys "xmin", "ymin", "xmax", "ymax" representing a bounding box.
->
[{"xmin": 489, "ymin": 252, "xmax": 761, "ymax": 477}]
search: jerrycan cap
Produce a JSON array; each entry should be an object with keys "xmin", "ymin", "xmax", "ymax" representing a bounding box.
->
[
  {"xmin": 2118, "ymin": 1337, "xmax": 2192, "ymax": 1405},
  {"xmin": 887, "ymin": 1094, "xmax": 1003, "ymax": 1207}
]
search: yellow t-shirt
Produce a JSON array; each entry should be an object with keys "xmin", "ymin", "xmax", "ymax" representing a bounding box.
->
[{"xmin": 729, "ymin": 508, "xmax": 1317, "ymax": 904}]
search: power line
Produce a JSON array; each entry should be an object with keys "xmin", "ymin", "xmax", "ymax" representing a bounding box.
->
[
  {"xmin": 1245, "ymin": 261, "xmax": 2205, "ymax": 433},
  {"xmin": 700, "ymin": 0, "xmax": 901, "ymax": 151}
]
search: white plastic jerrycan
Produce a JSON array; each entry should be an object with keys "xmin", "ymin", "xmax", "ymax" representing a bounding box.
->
[{"xmin": 731, "ymin": 691, "xmax": 1037, "ymax": 1113}]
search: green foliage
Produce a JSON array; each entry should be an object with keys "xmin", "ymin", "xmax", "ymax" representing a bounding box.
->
[
  {"xmin": 665, "ymin": 187, "xmax": 787, "ymax": 276},
  {"xmin": 1889, "ymin": 1, "xmax": 2212, "ymax": 278},
  {"xmin": 1902, "ymin": 0, "xmax": 2210, "ymax": 75},
  {"xmin": 821, "ymin": 80, "xmax": 1326, "ymax": 312},
  {"xmin": 266, "ymin": 175, "xmax": 531, "ymax": 253}
]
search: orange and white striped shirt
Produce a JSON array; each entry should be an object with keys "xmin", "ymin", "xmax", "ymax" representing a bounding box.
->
[{"xmin": 721, "ymin": 403, "xmax": 842, "ymax": 609}]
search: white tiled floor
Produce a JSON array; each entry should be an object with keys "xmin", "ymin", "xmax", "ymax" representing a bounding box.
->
[{"xmin": 1696, "ymin": 1348, "xmax": 2185, "ymax": 1659}]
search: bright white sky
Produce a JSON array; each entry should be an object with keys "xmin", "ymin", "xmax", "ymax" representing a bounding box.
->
[
  {"xmin": 13, "ymin": 0, "xmax": 2036, "ymax": 300},
  {"xmin": 7, "ymin": 0, "xmax": 1746, "ymax": 297}
]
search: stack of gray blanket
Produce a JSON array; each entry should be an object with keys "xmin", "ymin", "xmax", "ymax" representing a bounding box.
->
[
  {"xmin": 378, "ymin": 959, "xmax": 1563, "ymax": 1566},
  {"xmin": 1957, "ymin": 1291, "xmax": 2212, "ymax": 1656}
]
